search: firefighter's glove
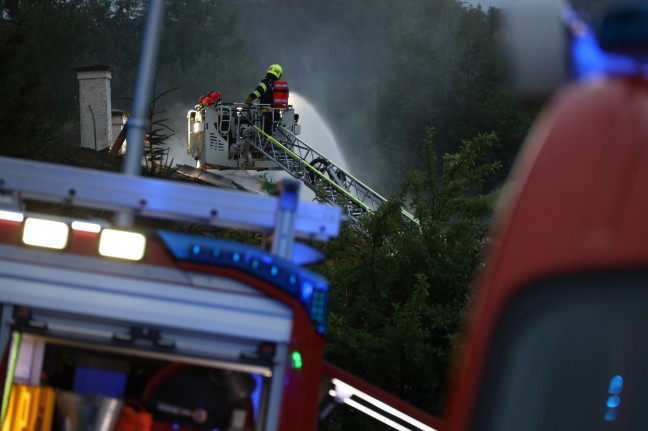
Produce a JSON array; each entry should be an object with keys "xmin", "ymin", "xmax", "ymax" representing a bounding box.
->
[{"xmin": 244, "ymin": 96, "xmax": 254, "ymax": 106}]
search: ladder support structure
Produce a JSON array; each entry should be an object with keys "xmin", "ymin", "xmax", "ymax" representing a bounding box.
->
[{"xmin": 250, "ymin": 122, "xmax": 419, "ymax": 229}]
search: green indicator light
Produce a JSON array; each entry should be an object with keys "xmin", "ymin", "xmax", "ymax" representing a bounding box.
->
[{"xmin": 291, "ymin": 351, "xmax": 303, "ymax": 369}]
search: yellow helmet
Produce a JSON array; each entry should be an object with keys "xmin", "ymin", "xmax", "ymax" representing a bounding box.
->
[{"xmin": 267, "ymin": 64, "xmax": 283, "ymax": 79}]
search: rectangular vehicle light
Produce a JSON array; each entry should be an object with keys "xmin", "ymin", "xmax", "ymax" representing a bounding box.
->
[
  {"xmin": 98, "ymin": 229, "xmax": 146, "ymax": 261},
  {"xmin": 71, "ymin": 220, "xmax": 102, "ymax": 233},
  {"xmin": 22, "ymin": 217, "xmax": 69, "ymax": 250},
  {"xmin": 0, "ymin": 210, "xmax": 24, "ymax": 222}
]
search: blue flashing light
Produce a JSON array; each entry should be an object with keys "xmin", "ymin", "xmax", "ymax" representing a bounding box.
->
[
  {"xmin": 606, "ymin": 395, "xmax": 621, "ymax": 408},
  {"xmin": 609, "ymin": 375, "xmax": 624, "ymax": 394},
  {"xmin": 605, "ymin": 409, "xmax": 618, "ymax": 422},
  {"xmin": 301, "ymin": 281, "xmax": 314, "ymax": 301},
  {"xmin": 604, "ymin": 374, "xmax": 624, "ymax": 422},
  {"xmin": 157, "ymin": 230, "xmax": 331, "ymax": 335},
  {"xmin": 567, "ymin": 9, "xmax": 643, "ymax": 80}
]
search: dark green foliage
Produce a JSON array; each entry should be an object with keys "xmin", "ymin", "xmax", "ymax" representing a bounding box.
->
[
  {"xmin": 143, "ymin": 87, "xmax": 178, "ymax": 176},
  {"xmin": 0, "ymin": 0, "xmax": 254, "ymax": 160},
  {"xmin": 154, "ymin": 0, "xmax": 257, "ymax": 108},
  {"xmin": 362, "ymin": 5, "xmax": 535, "ymax": 193},
  {"xmin": 0, "ymin": 1, "xmax": 67, "ymax": 158},
  {"xmin": 317, "ymin": 131, "xmax": 500, "ymax": 428}
]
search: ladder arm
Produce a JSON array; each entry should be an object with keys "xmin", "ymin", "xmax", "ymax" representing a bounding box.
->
[{"xmin": 250, "ymin": 124, "xmax": 418, "ymax": 227}]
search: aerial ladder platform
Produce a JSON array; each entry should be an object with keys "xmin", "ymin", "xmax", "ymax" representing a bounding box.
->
[{"xmin": 186, "ymin": 103, "xmax": 418, "ymax": 230}]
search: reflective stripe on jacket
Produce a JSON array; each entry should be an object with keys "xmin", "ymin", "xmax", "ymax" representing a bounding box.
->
[{"xmin": 249, "ymin": 74, "xmax": 277, "ymax": 105}]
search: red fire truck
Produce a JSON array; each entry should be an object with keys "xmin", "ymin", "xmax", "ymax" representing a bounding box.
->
[
  {"xmin": 0, "ymin": 164, "xmax": 441, "ymax": 431},
  {"xmin": 0, "ymin": 157, "xmax": 344, "ymax": 430},
  {"xmin": 443, "ymin": 2, "xmax": 648, "ymax": 430}
]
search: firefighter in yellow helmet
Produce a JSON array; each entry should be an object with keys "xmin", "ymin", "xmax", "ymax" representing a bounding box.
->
[
  {"xmin": 244, "ymin": 64, "xmax": 283, "ymax": 106},
  {"xmin": 244, "ymin": 64, "xmax": 284, "ymax": 136}
]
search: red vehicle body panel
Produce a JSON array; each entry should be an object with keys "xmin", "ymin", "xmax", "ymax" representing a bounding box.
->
[
  {"xmin": 444, "ymin": 77, "xmax": 648, "ymax": 430},
  {"xmin": 0, "ymin": 219, "xmax": 325, "ymax": 431}
]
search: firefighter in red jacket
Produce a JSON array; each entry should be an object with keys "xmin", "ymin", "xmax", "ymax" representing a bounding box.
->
[{"xmin": 245, "ymin": 64, "xmax": 283, "ymax": 136}]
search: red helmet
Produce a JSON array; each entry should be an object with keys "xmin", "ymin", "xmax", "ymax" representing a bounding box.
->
[{"xmin": 198, "ymin": 91, "xmax": 222, "ymax": 106}]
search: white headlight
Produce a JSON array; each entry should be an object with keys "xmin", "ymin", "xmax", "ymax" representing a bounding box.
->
[
  {"xmin": 98, "ymin": 229, "xmax": 146, "ymax": 261},
  {"xmin": 23, "ymin": 218, "xmax": 69, "ymax": 250}
]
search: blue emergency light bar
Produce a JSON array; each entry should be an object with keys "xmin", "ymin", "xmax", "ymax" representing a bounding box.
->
[
  {"xmin": 158, "ymin": 230, "xmax": 329, "ymax": 335},
  {"xmin": 564, "ymin": 5, "xmax": 648, "ymax": 80}
]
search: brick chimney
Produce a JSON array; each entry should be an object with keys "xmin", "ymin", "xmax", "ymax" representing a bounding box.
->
[{"xmin": 75, "ymin": 65, "xmax": 112, "ymax": 151}]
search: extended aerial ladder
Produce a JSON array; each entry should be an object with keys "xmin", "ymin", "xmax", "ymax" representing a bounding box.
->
[{"xmin": 186, "ymin": 103, "xmax": 418, "ymax": 230}]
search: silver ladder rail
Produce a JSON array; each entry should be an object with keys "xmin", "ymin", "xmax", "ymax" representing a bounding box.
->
[
  {"xmin": 0, "ymin": 156, "xmax": 343, "ymax": 243},
  {"xmin": 249, "ymin": 123, "xmax": 419, "ymax": 228}
]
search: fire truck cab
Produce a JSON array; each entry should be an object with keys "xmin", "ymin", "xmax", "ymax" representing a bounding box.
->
[
  {"xmin": 444, "ymin": 2, "xmax": 648, "ymax": 430},
  {"xmin": 0, "ymin": 157, "xmax": 343, "ymax": 431}
]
